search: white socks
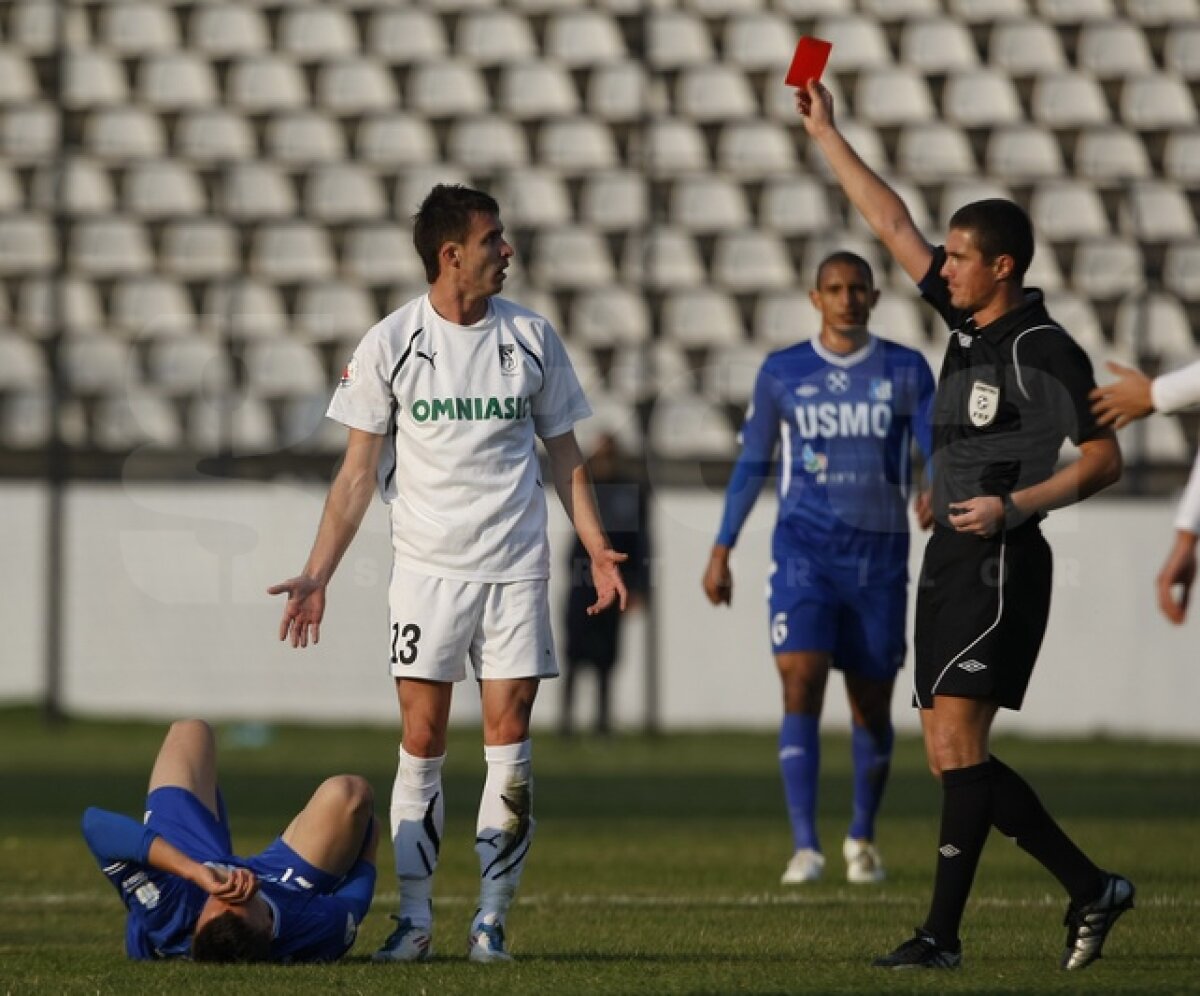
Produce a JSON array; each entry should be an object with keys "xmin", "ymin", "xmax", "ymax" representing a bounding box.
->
[
  {"xmin": 390, "ymin": 747, "xmax": 444, "ymax": 928},
  {"xmin": 473, "ymin": 739, "xmax": 535, "ymax": 928}
]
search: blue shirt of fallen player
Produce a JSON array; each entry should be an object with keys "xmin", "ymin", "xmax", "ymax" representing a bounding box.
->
[
  {"xmin": 81, "ymin": 788, "xmax": 375, "ymax": 963},
  {"xmin": 716, "ymin": 334, "xmax": 935, "ymax": 572}
]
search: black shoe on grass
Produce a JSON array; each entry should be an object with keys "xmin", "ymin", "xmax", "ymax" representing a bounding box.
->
[
  {"xmin": 1061, "ymin": 872, "xmax": 1135, "ymax": 970},
  {"xmin": 872, "ymin": 929, "xmax": 962, "ymax": 970}
]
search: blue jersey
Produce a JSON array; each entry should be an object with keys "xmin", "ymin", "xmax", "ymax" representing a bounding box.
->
[{"xmin": 716, "ymin": 335, "xmax": 934, "ymax": 570}]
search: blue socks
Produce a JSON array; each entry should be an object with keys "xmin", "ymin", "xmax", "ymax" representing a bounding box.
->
[
  {"xmin": 779, "ymin": 713, "xmax": 821, "ymax": 851},
  {"xmin": 848, "ymin": 722, "xmax": 894, "ymax": 842}
]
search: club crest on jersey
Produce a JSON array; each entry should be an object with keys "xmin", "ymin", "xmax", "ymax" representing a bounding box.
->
[
  {"xmin": 825, "ymin": 370, "xmax": 850, "ymax": 394},
  {"xmin": 869, "ymin": 378, "xmax": 892, "ymax": 402},
  {"xmin": 499, "ymin": 344, "xmax": 518, "ymax": 375},
  {"xmin": 338, "ymin": 356, "xmax": 358, "ymax": 388},
  {"xmin": 968, "ymin": 380, "xmax": 1000, "ymax": 427}
]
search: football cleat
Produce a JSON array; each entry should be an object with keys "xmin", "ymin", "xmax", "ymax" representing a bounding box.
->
[
  {"xmin": 371, "ymin": 915, "xmax": 432, "ymax": 963},
  {"xmin": 1061, "ymin": 872, "xmax": 1135, "ymax": 970},
  {"xmin": 873, "ymin": 929, "xmax": 962, "ymax": 970},
  {"xmin": 468, "ymin": 919, "xmax": 513, "ymax": 964},
  {"xmin": 780, "ymin": 847, "xmax": 825, "ymax": 884},
  {"xmin": 843, "ymin": 837, "xmax": 886, "ymax": 885}
]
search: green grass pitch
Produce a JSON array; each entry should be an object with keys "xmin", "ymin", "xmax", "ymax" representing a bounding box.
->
[{"xmin": 1, "ymin": 707, "xmax": 1197, "ymax": 994}]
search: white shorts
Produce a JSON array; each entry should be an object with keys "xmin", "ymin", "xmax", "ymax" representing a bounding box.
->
[{"xmin": 387, "ymin": 565, "xmax": 559, "ymax": 682}]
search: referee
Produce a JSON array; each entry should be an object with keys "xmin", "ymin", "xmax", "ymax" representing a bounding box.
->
[{"xmin": 796, "ymin": 80, "xmax": 1132, "ymax": 971}]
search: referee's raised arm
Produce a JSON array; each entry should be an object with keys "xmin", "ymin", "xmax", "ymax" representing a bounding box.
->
[{"xmin": 795, "ymin": 80, "xmax": 934, "ymax": 285}]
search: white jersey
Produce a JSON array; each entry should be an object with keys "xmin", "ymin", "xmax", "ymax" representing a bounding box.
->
[{"xmin": 327, "ymin": 294, "xmax": 591, "ymax": 582}]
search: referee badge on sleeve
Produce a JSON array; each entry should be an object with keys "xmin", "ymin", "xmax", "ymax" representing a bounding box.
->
[{"xmin": 968, "ymin": 380, "xmax": 999, "ymax": 427}]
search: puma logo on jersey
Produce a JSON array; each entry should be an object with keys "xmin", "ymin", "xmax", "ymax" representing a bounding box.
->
[{"xmin": 416, "ymin": 349, "xmax": 437, "ymax": 370}]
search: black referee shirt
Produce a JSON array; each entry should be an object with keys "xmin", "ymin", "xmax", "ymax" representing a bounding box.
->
[{"xmin": 919, "ymin": 247, "xmax": 1104, "ymax": 526}]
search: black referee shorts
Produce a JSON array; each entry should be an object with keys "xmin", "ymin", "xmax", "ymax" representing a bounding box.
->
[{"xmin": 913, "ymin": 522, "xmax": 1052, "ymax": 710}]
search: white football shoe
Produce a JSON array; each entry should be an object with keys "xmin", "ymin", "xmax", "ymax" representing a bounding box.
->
[
  {"xmin": 467, "ymin": 918, "xmax": 513, "ymax": 963},
  {"xmin": 843, "ymin": 837, "xmax": 886, "ymax": 885},
  {"xmin": 780, "ymin": 848, "xmax": 825, "ymax": 884},
  {"xmin": 372, "ymin": 916, "xmax": 433, "ymax": 962}
]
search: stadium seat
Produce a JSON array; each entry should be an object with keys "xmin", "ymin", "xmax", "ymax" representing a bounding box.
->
[
  {"xmin": 807, "ymin": 121, "xmax": 889, "ymax": 177},
  {"xmin": 1042, "ymin": 290, "xmax": 1107, "ymax": 353},
  {"xmin": 861, "ymin": 0, "xmax": 940, "ymax": 16},
  {"xmin": 175, "ymin": 108, "xmax": 256, "ymax": 163},
  {"xmin": 0, "ymin": 49, "xmax": 38, "ymax": 104},
  {"xmin": 691, "ymin": 0, "xmax": 773, "ymax": 14},
  {"xmin": 568, "ymin": 286, "xmax": 652, "ymax": 346},
  {"xmin": 776, "ymin": 0, "xmax": 856, "ymax": 13},
  {"xmin": 938, "ymin": 179, "xmax": 1015, "ymax": 229},
  {"xmin": 188, "ymin": 5, "xmax": 269, "ymax": 57},
  {"xmin": 280, "ymin": 392, "xmax": 347, "ymax": 455},
  {"xmin": 0, "ymin": 214, "xmax": 56, "ymax": 275},
  {"xmin": 1136, "ymin": 416, "xmax": 1192, "ymax": 464},
  {"xmin": 1126, "ymin": 0, "xmax": 1198, "ymax": 21},
  {"xmin": 702, "ymin": 343, "xmax": 770, "ymax": 404},
  {"xmin": 536, "ymin": 116, "xmax": 620, "ymax": 173},
  {"xmin": 872, "ymin": 291, "xmax": 930, "ymax": 348},
  {"xmin": 854, "ymin": 67, "xmax": 935, "ymax": 125},
  {"xmin": 83, "ymin": 106, "xmax": 166, "ymax": 161},
  {"xmin": 394, "ymin": 164, "xmax": 473, "ymax": 218},
  {"xmin": 949, "ymin": 0, "xmax": 1032, "ymax": 20},
  {"xmin": 0, "ymin": 103, "xmax": 59, "ymax": 163},
  {"xmin": 1035, "ymin": 0, "xmax": 1116, "ymax": 21},
  {"xmin": 226, "ymin": 55, "xmax": 308, "ymax": 114},
  {"xmin": 277, "ymin": 7, "xmax": 359, "ymax": 62},
  {"xmin": 1073, "ymin": 127, "xmax": 1151, "ymax": 184},
  {"xmin": 896, "ymin": 122, "xmax": 977, "ymax": 178},
  {"xmin": 160, "ymin": 219, "xmax": 239, "ymax": 281},
  {"xmin": 621, "ymin": 229, "xmax": 706, "ymax": 289},
  {"xmin": 986, "ymin": 17, "xmax": 1067, "ymax": 75},
  {"xmin": 354, "ymin": 112, "xmax": 437, "ymax": 169},
  {"xmin": 1031, "ymin": 71, "xmax": 1112, "ymax": 128},
  {"xmin": 801, "ymin": 233, "xmax": 887, "ymax": 291},
  {"xmin": 60, "ymin": 335, "xmax": 136, "ymax": 397},
  {"xmin": 639, "ymin": 118, "xmax": 710, "ymax": 173},
  {"xmin": 723, "ymin": 12, "xmax": 795, "ymax": 71},
  {"xmin": 813, "ymin": 14, "xmax": 893, "ymax": 71},
  {"xmin": 93, "ymin": 389, "xmax": 183, "ymax": 452},
  {"xmin": 99, "ymin": 1, "xmax": 179, "ymax": 55},
  {"xmin": 943, "ymin": 69, "xmax": 1024, "ymax": 126},
  {"xmin": 187, "ymin": 396, "xmax": 277, "ymax": 456},
  {"xmin": 530, "ymin": 227, "xmax": 616, "ymax": 290},
  {"xmin": 456, "ymin": 9, "xmax": 538, "ymax": 65},
  {"xmin": 985, "ymin": 123, "xmax": 1066, "ymax": 180},
  {"xmin": 0, "ymin": 164, "xmax": 19, "ymax": 212},
  {"xmin": 1162, "ymin": 128, "xmax": 1200, "ymax": 184},
  {"xmin": 30, "ymin": 159, "xmax": 115, "ymax": 215},
  {"xmin": 121, "ymin": 160, "xmax": 206, "ymax": 219},
  {"xmin": 0, "ymin": 331, "xmax": 48, "ymax": 391},
  {"xmin": 610, "ymin": 342, "xmax": 694, "ymax": 401},
  {"xmin": 264, "ymin": 110, "xmax": 346, "ymax": 166},
  {"xmin": 110, "ymin": 275, "xmax": 196, "ymax": 340},
  {"xmin": 15, "ymin": 275, "xmax": 101, "ymax": 336},
  {"xmin": 1026, "ymin": 237, "xmax": 1065, "ymax": 291},
  {"xmin": 647, "ymin": 393, "xmax": 737, "ymax": 459},
  {"xmin": 1121, "ymin": 181, "xmax": 1198, "ymax": 241},
  {"xmin": 585, "ymin": 60, "xmax": 648, "ymax": 122},
  {"xmin": 1077, "ymin": 20, "xmax": 1155, "ymax": 79},
  {"xmin": 847, "ymin": 178, "xmax": 928, "ymax": 240},
  {"xmin": 218, "ymin": 163, "xmax": 297, "ymax": 221},
  {"xmin": 1114, "ymin": 291, "xmax": 1196, "ymax": 364},
  {"xmin": 201, "ymin": 279, "xmax": 288, "ymax": 340},
  {"xmin": 1070, "ymin": 237, "xmax": 1145, "ymax": 300},
  {"xmin": 716, "ymin": 120, "xmax": 797, "ymax": 176},
  {"xmin": 315, "ymin": 59, "xmax": 397, "ymax": 117},
  {"xmin": 1029, "ymin": 179, "xmax": 1110, "ymax": 240},
  {"xmin": 500, "ymin": 62, "xmax": 582, "ymax": 120},
  {"xmin": 899, "ymin": 18, "xmax": 980, "ymax": 73},
  {"xmin": 758, "ymin": 175, "xmax": 834, "ymax": 235},
  {"xmin": 1119, "ymin": 73, "xmax": 1198, "ymax": 130},
  {"xmin": 754, "ymin": 290, "xmax": 815, "ymax": 346},
  {"xmin": 545, "ymin": 9, "xmax": 627, "ymax": 66},
  {"xmin": 248, "ymin": 221, "xmax": 334, "ymax": 284},
  {"xmin": 136, "ymin": 52, "xmax": 218, "ymax": 111},
  {"xmin": 341, "ymin": 224, "xmax": 425, "ymax": 288},
  {"xmin": 407, "ymin": 60, "xmax": 490, "ymax": 119},
  {"xmin": 661, "ymin": 288, "xmax": 746, "ymax": 347},
  {"xmin": 365, "ymin": 8, "xmax": 449, "ymax": 64},
  {"xmin": 0, "ymin": 390, "xmax": 63, "ymax": 450},
  {"xmin": 578, "ymin": 169, "xmax": 649, "ymax": 232},
  {"xmin": 495, "ymin": 168, "xmax": 573, "ymax": 229},
  {"xmin": 1163, "ymin": 240, "xmax": 1200, "ymax": 300},
  {"xmin": 146, "ymin": 336, "xmax": 233, "ymax": 398},
  {"xmin": 711, "ymin": 230, "xmax": 794, "ymax": 292},
  {"xmin": 647, "ymin": 10, "xmax": 715, "ymax": 69},
  {"xmin": 62, "ymin": 51, "xmax": 129, "ymax": 109},
  {"xmin": 9, "ymin": 0, "xmax": 89, "ymax": 55},
  {"xmin": 303, "ymin": 164, "xmax": 386, "ymax": 224},
  {"xmin": 294, "ymin": 280, "xmax": 378, "ymax": 344},
  {"xmin": 1163, "ymin": 23, "xmax": 1200, "ymax": 79},
  {"xmin": 572, "ymin": 390, "xmax": 642, "ymax": 454},
  {"xmin": 675, "ymin": 65, "xmax": 759, "ymax": 122},
  {"xmin": 68, "ymin": 217, "xmax": 152, "ymax": 278},
  {"xmin": 243, "ymin": 339, "xmax": 327, "ymax": 400},
  {"xmin": 669, "ymin": 175, "xmax": 751, "ymax": 233}
]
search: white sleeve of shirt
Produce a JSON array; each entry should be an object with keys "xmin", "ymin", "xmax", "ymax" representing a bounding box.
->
[
  {"xmin": 1175, "ymin": 448, "xmax": 1200, "ymax": 535},
  {"xmin": 326, "ymin": 324, "xmax": 394, "ymax": 434},
  {"xmin": 1151, "ymin": 359, "xmax": 1200, "ymax": 414},
  {"xmin": 532, "ymin": 323, "xmax": 592, "ymax": 440}
]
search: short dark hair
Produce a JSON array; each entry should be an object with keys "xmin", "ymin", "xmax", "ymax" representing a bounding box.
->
[
  {"xmin": 191, "ymin": 911, "xmax": 272, "ymax": 964},
  {"xmin": 815, "ymin": 251, "xmax": 874, "ymax": 289},
  {"xmin": 412, "ymin": 184, "xmax": 501, "ymax": 283},
  {"xmin": 947, "ymin": 199, "xmax": 1035, "ymax": 283}
]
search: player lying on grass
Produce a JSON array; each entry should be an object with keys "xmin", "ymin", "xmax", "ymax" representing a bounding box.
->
[{"xmin": 81, "ymin": 719, "xmax": 379, "ymax": 963}]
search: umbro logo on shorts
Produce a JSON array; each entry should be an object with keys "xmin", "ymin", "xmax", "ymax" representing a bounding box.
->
[
  {"xmin": 939, "ymin": 844, "xmax": 961, "ymax": 858},
  {"xmin": 957, "ymin": 659, "xmax": 987, "ymax": 673}
]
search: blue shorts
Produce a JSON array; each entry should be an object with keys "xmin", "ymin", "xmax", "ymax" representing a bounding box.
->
[
  {"xmin": 242, "ymin": 839, "xmax": 342, "ymax": 895},
  {"xmin": 145, "ymin": 786, "xmax": 232, "ymax": 862},
  {"xmin": 767, "ymin": 551, "xmax": 908, "ymax": 680}
]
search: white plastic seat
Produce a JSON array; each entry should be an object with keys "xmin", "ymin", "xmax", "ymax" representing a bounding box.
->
[
  {"xmin": 447, "ymin": 117, "xmax": 529, "ymax": 171},
  {"xmin": 1031, "ymin": 71, "xmax": 1112, "ymax": 128},
  {"xmin": 0, "ymin": 214, "xmax": 57, "ymax": 275},
  {"xmin": 585, "ymin": 61, "xmax": 647, "ymax": 122},
  {"xmin": 896, "ymin": 122, "xmax": 976, "ymax": 177},
  {"xmin": 568, "ymin": 287, "xmax": 651, "ymax": 346},
  {"xmin": 578, "ymin": 170, "xmax": 648, "ymax": 232},
  {"xmin": 137, "ymin": 52, "xmax": 218, "ymax": 111},
  {"xmin": 670, "ymin": 175, "xmax": 751, "ymax": 233},
  {"xmin": 294, "ymin": 281, "xmax": 379, "ymax": 344},
  {"xmin": 62, "ymin": 51, "xmax": 129, "ymax": 109},
  {"xmin": 110, "ymin": 275, "xmax": 196, "ymax": 339},
  {"xmin": 1163, "ymin": 23, "xmax": 1200, "ymax": 79},
  {"xmin": 987, "ymin": 18, "xmax": 1067, "ymax": 75},
  {"xmin": 1, "ymin": 103, "xmax": 59, "ymax": 163},
  {"xmin": 691, "ymin": 0, "xmax": 774, "ymax": 13},
  {"xmin": 494, "ymin": 169, "xmax": 573, "ymax": 229},
  {"xmin": 661, "ymin": 289, "xmax": 746, "ymax": 347},
  {"xmin": 648, "ymin": 394, "xmax": 736, "ymax": 459},
  {"xmin": 813, "ymin": 14, "xmax": 893, "ymax": 70},
  {"xmin": 175, "ymin": 108, "xmax": 255, "ymax": 163},
  {"xmin": 712, "ymin": 230, "xmax": 794, "ymax": 292},
  {"xmin": 341, "ymin": 224, "xmax": 424, "ymax": 287},
  {"xmin": 1127, "ymin": 0, "xmax": 1198, "ymax": 23},
  {"xmin": 1114, "ymin": 291, "xmax": 1196, "ymax": 364},
  {"xmin": 610, "ymin": 342, "xmax": 694, "ymax": 401},
  {"xmin": 621, "ymin": 229, "xmax": 706, "ymax": 289},
  {"xmin": 1029, "ymin": 179, "xmax": 1110, "ymax": 240},
  {"xmin": 226, "ymin": 55, "xmax": 308, "ymax": 114},
  {"xmin": 407, "ymin": 60, "xmax": 489, "ymax": 119},
  {"xmin": 188, "ymin": 397, "xmax": 277, "ymax": 456},
  {"xmin": 0, "ymin": 164, "xmax": 20, "ymax": 212},
  {"xmin": 754, "ymin": 290, "xmax": 814, "ymax": 346},
  {"xmin": 675, "ymin": 65, "xmax": 758, "ymax": 122},
  {"xmin": 100, "ymin": 2, "xmax": 179, "ymax": 55},
  {"xmin": 899, "ymin": 18, "xmax": 980, "ymax": 73},
  {"xmin": 394, "ymin": 165, "xmax": 472, "ymax": 218},
  {"xmin": 304, "ymin": 164, "xmax": 386, "ymax": 223},
  {"xmin": 122, "ymin": 160, "xmax": 206, "ymax": 218},
  {"xmin": 1036, "ymin": 0, "xmax": 1116, "ymax": 19},
  {"xmin": 93, "ymin": 390, "xmax": 183, "ymax": 452},
  {"xmin": 572, "ymin": 390, "xmax": 642, "ymax": 454},
  {"xmin": 15, "ymin": 276, "xmax": 102, "ymax": 336},
  {"xmin": 872, "ymin": 291, "xmax": 929, "ymax": 348},
  {"xmin": 1073, "ymin": 127, "xmax": 1151, "ymax": 183},
  {"xmin": 201, "ymin": 279, "xmax": 288, "ymax": 340},
  {"xmin": 83, "ymin": 106, "xmax": 166, "ymax": 161},
  {"xmin": 0, "ymin": 48, "xmax": 39, "ymax": 103},
  {"xmin": 1042, "ymin": 290, "xmax": 1107, "ymax": 353},
  {"xmin": 703, "ymin": 343, "xmax": 770, "ymax": 404},
  {"xmin": 60, "ymin": 336, "xmax": 136, "ymax": 396},
  {"xmin": 499, "ymin": 62, "xmax": 580, "ymax": 120},
  {"xmin": 758, "ymin": 176, "xmax": 833, "ymax": 235},
  {"xmin": 640, "ymin": 118, "xmax": 710, "ymax": 173},
  {"xmin": 949, "ymin": 0, "xmax": 1032, "ymax": 19},
  {"xmin": 801, "ymin": 234, "xmax": 887, "ymax": 291},
  {"xmin": 537, "ymin": 117, "xmax": 619, "ymax": 173},
  {"xmin": 264, "ymin": 110, "xmax": 346, "ymax": 166},
  {"xmin": 315, "ymin": 59, "xmax": 397, "ymax": 116},
  {"xmin": 1121, "ymin": 181, "xmax": 1198, "ymax": 241},
  {"xmin": 10, "ymin": 0, "xmax": 89, "ymax": 55},
  {"xmin": 1070, "ymin": 237, "xmax": 1145, "ymax": 300},
  {"xmin": 0, "ymin": 390, "xmax": 66, "ymax": 449},
  {"xmin": 1163, "ymin": 240, "xmax": 1200, "ymax": 300},
  {"xmin": 1162, "ymin": 128, "xmax": 1200, "ymax": 184},
  {"xmin": 545, "ymin": 9, "xmax": 626, "ymax": 66},
  {"xmin": 1026, "ymin": 238, "xmax": 1065, "ymax": 291},
  {"xmin": 937, "ymin": 179, "xmax": 1015, "ymax": 229},
  {"xmin": 855, "ymin": 67, "xmax": 935, "ymax": 125},
  {"xmin": 1120, "ymin": 73, "xmax": 1198, "ymax": 130},
  {"xmin": 146, "ymin": 335, "xmax": 231, "ymax": 398},
  {"xmin": 456, "ymin": 10, "xmax": 537, "ymax": 65},
  {"xmin": 722, "ymin": 13, "xmax": 795, "ymax": 70},
  {"xmin": 280, "ymin": 392, "xmax": 347, "ymax": 455},
  {"xmin": 984, "ymin": 123, "xmax": 1065, "ymax": 180},
  {"xmin": 716, "ymin": 120, "xmax": 797, "ymax": 176},
  {"xmin": 220, "ymin": 162, "xmax": 297, "ymax": 221},
  {"xmin": 1137, "ymin": 417, "xmax": 1192, "ymax": 464},
  {"xmin": 807, "ymin": 121, "xmax": 889, "ymax": 178},
  {"xmin": 0, "ymin": 331, "xmax": 48, "ymax": 390},
  {"xmin": 355, "ymin": 113, "xmax": 438, "ymax": 168},
  {"xmin": 366, "ymin": 8, "xmax": 449, "ymax": 64},
  {"xmin": 30, "ymin": 159, "xmax": 115, "ymax": 215},
  {"xmin": 530, "ymin": 228, "xmax": 616, "ymax": 289},
  {"xmin": 943, "ymin": 69, "xmax": 1024, "ymax": 126},
  {"xmin": 774, "ymin": 0, "xmax": 857, "ymax": 12},
  {"xmin": 243, "ymin": 339, "xmax": 327, "ymax": 400},
  {"xmin": 160, "ymin": 219, "xmax": 239, "ymax": 280},
  {"xmin": 861, "ymin": 0, "xmax": 940, "ymax": 16},
  {"xmin": 69, "ymin": 217, "xmax": 152, "ymax": 277},
  {"xmin": 277, "ymin": 7, "xmax": 359, "ymax": 62},
  {"xmin": 189, "ymin": 5, "xmax": 270, "ymax": 57},
  {"xmin": 1077, "ymin": 20, "xmax": 1155, "ymax": 78},
  {"xmin": 647, "ymin": 10, "xmax": 715, "ymax": 68}
]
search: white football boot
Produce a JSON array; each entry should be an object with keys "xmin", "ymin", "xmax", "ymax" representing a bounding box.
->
[
  {"xmin": 843, "ymin": 837, "xmax": 886, "ymax": 885},
  {"xmin": 780, "ymin": 848, "xmax": 825, "ymax": 884}
]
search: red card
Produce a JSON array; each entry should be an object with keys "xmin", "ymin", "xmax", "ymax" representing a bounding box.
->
[{"xmin": 785, "ymin": 36, "xmax": 833, "ymax": 88}]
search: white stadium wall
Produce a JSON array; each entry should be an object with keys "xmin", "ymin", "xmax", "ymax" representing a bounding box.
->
[{"xmin": 0, "ymin": 481, "xmax": 1196, "ymax": 740}]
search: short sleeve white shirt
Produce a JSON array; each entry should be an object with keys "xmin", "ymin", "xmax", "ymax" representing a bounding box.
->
[{"xmin": 327, "ymin": 294, "xmax": 591, "ymax": 581}]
